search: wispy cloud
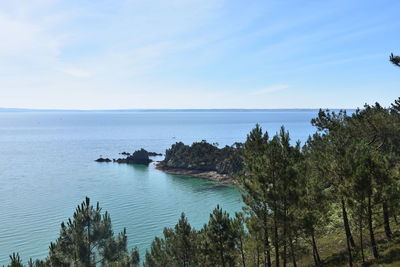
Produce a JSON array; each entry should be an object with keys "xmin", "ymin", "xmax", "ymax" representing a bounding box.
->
[{"xmin": 0, "ymin": 0, "xmax": 399, "ymax": 109}]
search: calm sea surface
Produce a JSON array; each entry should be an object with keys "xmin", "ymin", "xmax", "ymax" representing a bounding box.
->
[{"xmin": 0, "ymin": 110, "xmax": 319, "ymax": 264}]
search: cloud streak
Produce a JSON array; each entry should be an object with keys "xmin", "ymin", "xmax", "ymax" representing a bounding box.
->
[{"xmin": 0, "ymin": 0, "xmax": 399, "ymax": 109}]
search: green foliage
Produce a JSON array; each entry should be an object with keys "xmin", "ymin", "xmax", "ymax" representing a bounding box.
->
[
  {"xmin": 163, "ymin": 140, "xmax": 243, "ymax": 174},
  {"xmin": 48, "ymin": 197, "xmax": 136, "ymax": 267},
  {"xmin": 27, "ymin": 258, "xmax": 49, "ymax": 267},
  {"xmin": 200, "ymin": 205, "xmax": 237, "ymax": 267},
  {"xmin": 145, "ymin": 207, "xmax": 240, "ymax": 267},
  {"xmin": 8, "ymin": 253, "xmax": 23, "ymax": 267},
  {"xmin": 241, "ymin": 124, "xmax": 305, "ymax": 266},
  {"xmin": 145, "ymin": 213, "xmax": 199, "ymax": 267},
  {"xmin": 390, "ymin": 53, "xmax": 400, "ymax": 67}
]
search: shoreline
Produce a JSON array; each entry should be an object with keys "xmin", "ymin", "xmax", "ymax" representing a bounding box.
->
[{"xmin": 154, "ymin": 162, "xmax": 235, "ymax": 185}]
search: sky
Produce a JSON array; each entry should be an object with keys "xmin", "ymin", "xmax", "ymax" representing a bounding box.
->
[{"xmin": 0, "ymin": 0, "xmax": 399, "ymax": 110}]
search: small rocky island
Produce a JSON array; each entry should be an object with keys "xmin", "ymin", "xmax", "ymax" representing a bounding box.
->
[
  {"xmin": 95, "ymin": 148, "xmax": 161, "ymax": 165},
  {"xmin": 156, "ymin": 141, "xmax": 243, "ymax": 184},
  {"xmin": 114, "ymin": 149, "xmax": 152, "ymax": 165}
]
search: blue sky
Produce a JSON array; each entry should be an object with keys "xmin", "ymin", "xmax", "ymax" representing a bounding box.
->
[{"xmin": 0, "ymin": 0, "xmax": 399, "ymax": 109}]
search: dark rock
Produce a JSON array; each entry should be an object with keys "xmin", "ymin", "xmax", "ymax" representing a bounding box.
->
[
  {"xmin": 161, "ymin": 141, "xmax": 243, "ymax": 175},
  {"xmin": 116, "ymin": 149, "xmax": 152, "ymax": 165},
  {"xmin": 148, "ymin": 152, "xmax": 162, "ymax": 156},
  {"xmin": 120, "ymin": 152, "xmax": 131, "ymax": 156},
  {"xmin": 95, "ymin": 157, "xmax": 112, "ymax": 162}
]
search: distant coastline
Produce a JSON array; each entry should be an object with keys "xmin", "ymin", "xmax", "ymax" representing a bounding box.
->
[{"xmin": 0, "ymin": 107, "xmax": 355, "ymax": 113}]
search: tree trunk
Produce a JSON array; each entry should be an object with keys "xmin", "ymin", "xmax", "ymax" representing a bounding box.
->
[
  {"xmin": 341, "ymin": 198, "xmax": 354, "ymax": 267},
  {"xmin": 313, "ymin": 248, "xmax": 319, "ymax": 267},
  {"xmin": 368, "ymin": 196, "xmax": 379, "ymax": 259},
  {"xmin": 263, "ymin": 211, "xmax": 272, "ymax": 267},
  {"xmin": 312, "ymin": 248, "xmax": 318, "ymax": 267},
  {"xmin": 239, "ymin": 237, "xmax": 246, "ymax": 267},
  {"xmin": 283, "ymin": 245, "xmax": 287, "ymax": 267},
  {"xmin": 87, "ymin": 211, "xmax": 91, "ymax": 267},
  {"xmin": 273, "ymin": 206, "xmax": 280, "ymax": 267},
  {"xmin": 345, "ymin": 230, "xmax": 353, "ymax": 267},
  {"xmin": 219, "ymin": 240, "xmax": 226, "ymax": 267},
  {"xmin": 283, "ymin": 207, "xmax": 287, "ymax": 267},
  {"xmin": 341, "ymin": 198, "xmax": 356, "ymax": 247},
  {"xmin": 383, "ymin": 202, "xmax": 392, "ymax": 239},
  {"xmin": 392, "ymin": 203, "xmax": 398, "ymax": 224},
  {"xmin": 311, "ymin": 230, "xmax": 321, "ymax": 266},
  {"xmin": 359, "ymin": 210, "xmax": 366, "ymax": 266},
  {"xmin": 290, "ymin": 238, "xmax": 297, "ymax": 267}
]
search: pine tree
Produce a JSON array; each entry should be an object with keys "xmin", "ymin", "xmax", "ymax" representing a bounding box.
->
[
  {"xmin": 144, "ymin": 237, "xmax": 170, "ymax": 267},
  {"xmin": 348, "ymin": 141, "xmax": 381, "ymax": 260},
  {"xmin": 165, "ymin": 213, "xmax": 199, "ymax": 267},
  {"xmin": 8, "ymin": 253, "xmax": 23, "ymax": 267},
  {"xmin": 48, "ymin": 197, "xmax": 132, "ymax": 266},
  {"xmin": 144, "ymin": 213, "xmax": 198, "ymax": 267},
  {"xmin": 128, "ymin": 247, "xmax": 140, "ymax": 266},
  {"xmin": 241, "ymin": 125, "xmax": 304, "ymax": 267},
  {"xmin": 311, "ymin": 110, "xmax": 357, "ymax": 267},
  {"xmin": 296, "ymin": 138, "xmax": 331, "ymax": 267},
  {"xmin": 232, "ymin": 212, "xmax": 247, "ymax": 267},
  {"xmin": 240, "ymin": 124, "xmax": 272, "ymax": 267},
  {"xmin": 348, "ymin": 102, "xmax": 400, "ymax": 241},
  {"xmin": 201, "ymin": 205, "xmax": 237, "ymax": 267}
]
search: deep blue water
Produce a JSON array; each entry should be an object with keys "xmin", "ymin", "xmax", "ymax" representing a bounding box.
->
[{"xmin": 0, "ymin": 110, "xmax": 319, "ymax": 264}]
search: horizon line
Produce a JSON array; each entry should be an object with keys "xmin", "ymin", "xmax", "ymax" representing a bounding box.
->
[{"xmin": 0, "ymin": 107, "xmax": 357, "ymax": 112}]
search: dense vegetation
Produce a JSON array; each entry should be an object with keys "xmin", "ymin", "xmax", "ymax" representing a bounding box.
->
[
  {"xmin": 161, "ymin": 141, "xmax": 243, "ymax": 175},
  {"xmin": 148, "ymin": 98, "xmax": 400, "ymax": 267}
]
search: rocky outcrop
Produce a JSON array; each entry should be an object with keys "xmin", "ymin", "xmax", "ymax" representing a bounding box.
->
[
  {"xmin": 148, "ymin": 152, "xmax": 163, "ymax": 156},
  {"xmin": 115, "ymin": 149, "xmax": 152, "ymax": 165},
  {"xmin": 156, "ymin": 162, "xmax": 235, "ymax": 185},
  {"xmin": 162, "ymin": 141, "xmax": 243, "ymax": 174},
  {"xmin": 95, "ymin": 157, "xmax": 112, "ymax": 162},
  {"xmin": 119, "ymin": 151, "xmax": 161, "ymax": 157},
  {"xmin": 157, "ymin": 141, "xmax": 243, "ymax": 184}
]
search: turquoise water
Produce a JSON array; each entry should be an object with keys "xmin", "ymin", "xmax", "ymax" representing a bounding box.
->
[{"xmin": 0, "ymin": 110, "xmax": 318, "ymax": 264}]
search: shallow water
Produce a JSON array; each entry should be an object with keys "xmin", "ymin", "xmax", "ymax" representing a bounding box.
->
[{"xmin": 0, "ymin": 110, "xmax": 318, "ymax": 264}]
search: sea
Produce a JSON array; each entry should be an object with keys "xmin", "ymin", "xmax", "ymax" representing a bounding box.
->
[{"xmin": 0, "ymin": 110, "xmax": 321, "ymax": 264}]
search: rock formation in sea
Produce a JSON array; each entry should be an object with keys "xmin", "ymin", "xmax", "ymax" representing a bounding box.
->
[
  {"xmin": 119, "ymin": 151, "xmax": 161, "ymax": 157},
  {"xmin": 115, "ymin": 149, "xmax": 152, "ymax": 165},
  {"xmin": 147, "ymin": 152, "xmax": 163, "ymax": 156},
  {"xmin": 156, "ymin": 141, "xmax": 243, "ymax": 184},
  {"xmin": 95, "ymin": 157, "xmax": 112, "ymax": 162}
]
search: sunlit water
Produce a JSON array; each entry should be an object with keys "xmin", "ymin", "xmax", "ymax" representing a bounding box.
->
[{"xmin": 0, "ymin": 110, "xmax": 319, "ymax": 264}]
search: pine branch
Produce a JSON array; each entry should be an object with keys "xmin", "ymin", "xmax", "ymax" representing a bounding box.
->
[{"xmin": 389, "ymin": 53, "xmax": 400, "ymax": 67}]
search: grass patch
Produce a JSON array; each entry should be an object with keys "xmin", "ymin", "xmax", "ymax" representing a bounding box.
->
[{"xmin": 297, "ymin": 224, "xmax": 400, "ymax": 266}]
